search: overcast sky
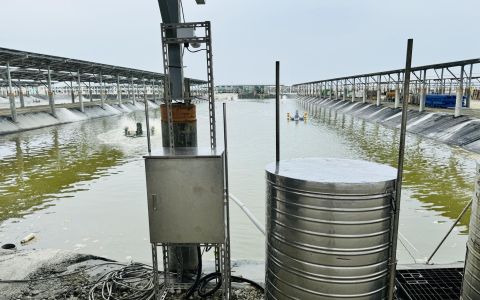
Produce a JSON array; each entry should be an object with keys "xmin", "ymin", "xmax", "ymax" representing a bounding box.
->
[{"xmin": 0, "ymin": 0, "xmax": 478, "ymax": 85}]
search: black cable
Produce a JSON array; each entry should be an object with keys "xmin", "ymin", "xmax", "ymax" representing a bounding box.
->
[
  {"xmin": 185, "ymin": 246, "xmax": 203, "ymax": 298},
  {"xmin": 197, "ymin": 272, "xmax": 222, "ymax": 297},
  {"xmin": 231, "ymin": 275, "xmax": 265, "ymax": 292},
  {"xmin": 185, "ymin": 47, "xmax": 207, "ymax": 54}
]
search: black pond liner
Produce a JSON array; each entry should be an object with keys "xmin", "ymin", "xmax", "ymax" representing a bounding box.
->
[{"xmin": 396, "ymin": 268, "xmax": 463, "ymax": 300}]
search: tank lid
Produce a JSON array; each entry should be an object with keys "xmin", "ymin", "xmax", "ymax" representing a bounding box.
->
[{"xmin": 266, "ymin": 158, "xmax": 397, "ymax": 184}]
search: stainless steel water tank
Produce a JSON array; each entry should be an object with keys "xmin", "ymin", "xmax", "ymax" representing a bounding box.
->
[
  {"xmin": 461, "ymin": 162, "xmax": 480, "ymax": 299},
  {"xmin": 265, "ymin": 158, "xmax": 397, "ymax": 300}
]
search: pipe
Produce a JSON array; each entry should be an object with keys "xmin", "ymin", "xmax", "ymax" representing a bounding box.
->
[
  {"xmin": 387, "ymin": 38, "xmax": 413, "ymax": 300},
  {"xmin": 229, "ymin": 194, "xmax": 265, "ymax": 236},
  {"xmin": 426, "ymin": 199, "xmax": 472, "ymax": 264}
]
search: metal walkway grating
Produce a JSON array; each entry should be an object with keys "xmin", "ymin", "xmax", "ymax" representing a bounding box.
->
[{"xmin": 396, "ymin": 268, "xmax": 464, "ymax": 300}]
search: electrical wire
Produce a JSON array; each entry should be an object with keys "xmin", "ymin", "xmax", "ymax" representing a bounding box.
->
[
  {"xmin": 185, "ymin": 46, "xmax": 207, "ymax": 54},
  {"xmin": 0, "ymin": 262, "xmax": 127, "ymax": 284},
  {"xmin": 88, "ymin": 263, "xmax": 159, "ymax": 300},
  {"xmin": 185, "ymin": 247, "xmax": 264, "ymax": 298}
]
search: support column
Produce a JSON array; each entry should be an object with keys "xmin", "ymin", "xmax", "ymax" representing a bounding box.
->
[
  {"xmin": 351, "ymin": 78, "xmax": 355, "ymax": 102},
  {"xmin": 6, "ymin": 62, "xmax": 17, "ymax": 122},
  {"xmin": 71, "ymin": 81, "xmax": 75, "ymax": 103},
  {"xmin": 330, "ymin": 81, "xmax": 334, "ymax": 99},
  {"xmin": 99, "ymin": 73, "xmax": 105, "ymax": 109},
  {"xmin": 466, "ymin": 64, "xmax": 473, "ymax": 108},
  {"xmin": 18, "ymin": 80, "xmax": 25, "ymax": 108},
  {"xmin": 335, "ymin": 81, "xmax": 339, "ymax": 100},
  {"xmin": 132, "ymin": 79, "xmax": 136, "ymax": 105},
  {"xmin": 440, "ymin": 68, "xmax": 445, "ymax": 94},
  {"xmin": 376, "ymin": 75, "xmax": 381, "ymax": 106},
  {"xmin": 419, "ymin": 69, "xmax": 427, "ymax": 112},
  {"xmin": 363, "ymin": 80, "xmax": 368, "ymax": 103},
  {"xmin": 455, "ymin": 65, "xmax": 465, "ymax": 117},
  {"xmin": 117, "ymin": 75, "xmax": 122, "ymax": 106},
  {"xmin": 343, "ymin": 80, "xmax": 347, "ymax": 101},
  {"xmin": 152, "ymin": 80, "xmax": 156, "ymax": 102},
  {"xmin": 77, "ymin": 70, "xmax": 84, "ymax": 112},
  {"xmin": 47, "ymin": 66, "xmax": 56, "ymax": 116},
  {"xmin": 89, "ymin": 82, "xmax": 93, "ymax": 102},
  {"xmin": 394, "ymin": 73, "xmax": 401, "ymax": 109}
]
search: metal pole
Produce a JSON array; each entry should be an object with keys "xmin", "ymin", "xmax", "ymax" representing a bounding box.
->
[
  {"xmin": 440, "ymin": 68, "xmax": 445, "ymax": 94},
  {"xmin": 426, "ymin": 199, "xmax": 472, "ymax": 265},
  {"xmin": 131, "ymin": 77, "xmax": 136, "ymax": 105},
  {"xmin": 152, "ymin": 80, "xmax": 156, "ymax": 102},
  {"xmin": 276, "ymin": 61, "xmax": 280, "ymax": 162},
  {"xmin": 117, "ymin": 75, "xmax": 122, "ymax": 106},
  {"xmin": 466, "ymin": 64, "xmax": 473, "ymax": 108},
  {"xmin": 88, "ymin": 82, "xmax": 93, "ymax": 102},
  {"xmin": 387, "ymin": 38, "xmax": 413, "ymax": 300},
  {"xmin": 144, "ymin": 79, "xmax": 152, "ymax": 154},
  {"xmin": 18, "ymin": 80, "xmax": 25, "ymax": 108},
  {"xmin": 223, "ymin": 102, "xmax": 232, "ymax": 297},
  {"xmin": 77, "ymin": 70, "xmax": 84, "ymax": 112},
  {"xmin": 99, "ymin": 72, "xmax": 104, "ymax": 109},
  {"xmin": 6, "ymin": 62, "xmax": 17, "ymax": 122},
  {"xmin": 377, "ymin": 75, "xmax": 382, "ymax": 106},
  {"xmin": 351, "ymin": 78, "xmax": 355, "ymax": 102},
  {"xmin": 47, "ymin": 66, "xmax": 56, "ymax": 116}
]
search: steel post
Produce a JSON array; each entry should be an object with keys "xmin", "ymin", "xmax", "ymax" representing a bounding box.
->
[
  {"xmin": 71, "ymin": 81, "xmax": 75, "ymax": 103},
  {"xmin": 343, "ymin": 80, "xmax": 347, "ymax": 101},
  {"xmin": 88, "ymin": 82, "xmax": 93, "ymax": 102},
  {"xmin": 18, "ymin": 80, "xmax": 25, "ymax": 108},
  {"xmin": 335, "ymin": 81, "xmax": 339, "ymax": 100},
  {"xmin": 131, "ymin": 77, "xmax": 136, "ymax": 105},
  {"xmin": 6, "ymin": 62, "xmax": 17, "ymax": 122},
  {"xmin": 276, "ymin": 61, "xmax": 280, "ymax": 162},
  {"xmin": 99, "ymin": 73, "xmax": 105, "ymax": 109},
  {"xmin": 466, "ymin": 64, "xmax": 473, "ymax": 108},
  {"xmin": 376, "ymin": 75, "xmax": 381, "ymax": 106},
  {"xmin": 117, "ymin": 75, "xmax": 122, "ymax": 106},
  {"xmin": 387, "ymin": 38, "xmax": 413, "ymax": 300},
  {"xmin": 47, "ymin": 66, "xmax": 56, "ymax": 116},
  {"xmin": 77, "ymin": 70, "xmax": 84, "ymax": 112},
  {"xmin": 152, "ymin": 80, "xmax": 156, "ymax": 102},
  {"xmin": 351, "ymin": 78, "xmax": 355, "ymax": 102},
  {"xmin": 363, "ymin": 78, "xmax": 368, "ymax": 103}
]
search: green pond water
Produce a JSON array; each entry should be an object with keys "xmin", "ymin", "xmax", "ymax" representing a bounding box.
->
[{"xmin": 0, "ymin": 99, "xmax": 476, "ymax": 265}]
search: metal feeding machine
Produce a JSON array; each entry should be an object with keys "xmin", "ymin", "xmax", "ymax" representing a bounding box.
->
[{"xmin": 143, "ymin": 14, "xmax": 231, "ymax": 300}]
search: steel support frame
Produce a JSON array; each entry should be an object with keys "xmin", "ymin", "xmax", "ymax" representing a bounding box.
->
[{"xmin": 156, "ymin": 20, "xmax": 230, "ymax": 299}]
